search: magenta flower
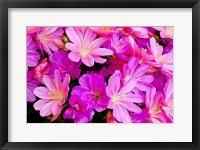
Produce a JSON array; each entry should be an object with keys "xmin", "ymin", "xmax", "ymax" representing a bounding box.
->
[
  {"xmin": 33, "ymin": 70, "xmax": 70, "ymax": 117},
  {"xmin": 36, "ymin": 27, "xmax": 64, "ymax": 55},
  {"xmin": 65, "ymin": 27, "xmax": 113, "ymax": 67},
  {"xmin": 122, "ymin": 57, "xmax": 153, "ymax": 91},
  {"xmin": 50, "ymin": 50, "xmax": 81, "ymax": 79},
  {"xmin": 27, "ymin": 71, "xmax": 39, "ymax": 102},
  {"xmin": 106, "ymin": 70, "xmax": 143, "ymax": 123},
  {"xmin": 63, "ymin": 95, "xmax": 94, "ymax": 123},
  {"xmin": 151, "ymin": 71, "xmax": 167, "ymax": 91},
  {"xmin": 149, "ymin": 37, "xmax": 173, "ymax": 78},
  {"xmin": 164, "ymin": 39, "xmax": 173, "ymax": 54},
  {"xmin": 99, "ymin": 66, "xmax": 112, "ymax": 79},
  {"xmin": 72, "ymin": 73, "xmax": 109, "ymax": 112},
  {"xmin": 27, "ymin": 35, "xmax": 40, "ymax": 67},
  {"xmin": 132, "ymin": 88, "xmax": 172, "ymax": 123}
]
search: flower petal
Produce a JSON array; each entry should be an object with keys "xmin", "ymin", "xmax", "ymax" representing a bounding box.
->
[
  {"xmin": 63, "ymin": 107, "xmax": 75, "ymax": 119},
  {"xmin": 27, "ymin": 89, "xmax": 36, "ymax": 102},
  {"xmin": 33, "ymin": 87, "xmax": 51, "ymax": 99},
  {"xmin": 120, "ymin": 78, "xmax": 137, "ymax": 94},
  {"xmin": 119, "ymin": 101, "xmax": 142, "ymax": 113},
  {"xmin": 113, "ymin": 104, "xmax": 132, "ymax": 123},
  {"xmin": 108, "ymin": 70, "xmax": 121, "ymax": 94},
  {"xmin": 128, "ymin": 57, "xmax": 139, "ymax": 72},
  {"xmin": 33, "ymin": 99, "xmax": 51, "ymax": 110},
  {"xmin": 90, "ymin": 37, "xmax": 108, "ymax": 49},
  {"xmin": 61, "ymin": 73, "xmax": 70, "ymax": 95},
  {"xmin": 83, "ymin": 28, "xmax": 96, "ymax": 46},
  {"xmin": 51, "ymin": 102, "xmax": 62, "ymax": 116},
  {"xmin": 81, "ymin": 55, "xmax": 94, "ymax": 67},
  {"xmin": 91, "ymin": 48, "xmax": 113, "ymax": 56},
  {"xmin": 68, "ymin": 52, "xmax": 81, "ymax": 62},
  {"xmin": 65, "ymin": 27, "xmax": 81, "ymax": 47},
  {"xmin": 54, "ymin": 70, "xmax": 61, "ymax": 91},
  {"xmin": 65, "ymin": 43, "xmax": 78, "ymax": 52},
  {"xmin": 133, "ymin": 64, "xmax": 150, "ymax": 78},
  {"xmin": 43, "ymin": 75, "xmax": 56, "ymax": 92},
  {"xmin": 40, "ymin": 101, "xmax": 56, "ymax": 117},
  {"xmin": 121, "ymin": 93, "xmax": 144, "ymax": 103},
  {"xmin": 93, "ymin": 56, "xmax": 107, "ymax": 64}
]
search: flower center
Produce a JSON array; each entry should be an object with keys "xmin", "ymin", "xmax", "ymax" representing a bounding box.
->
[
  {"xmin": 80, "ymin": 47, "xmax": 90, "ymax": 57},
  {"xmin": 111, "ymin": 95, "xmax": 120, "ymax": 103},
  {"xmin": 79, "ymin": 40, "xmax": 93, "ymax": 57},
  {"xmin": 94, "ymin": 92, "xmax": 100, "ymax": 100},
  {"xmin": 38, "ymin": 34, "xmax": 51, "ymax": 44},
  {"xmin": 49, "ymin": 88, "xmax": 63, "ymax": 101}
]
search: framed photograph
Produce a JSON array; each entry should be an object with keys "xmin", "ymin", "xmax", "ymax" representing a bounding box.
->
[{"xmin": 0, "ymin": 0, "xmax": 199, "ymax": 149}]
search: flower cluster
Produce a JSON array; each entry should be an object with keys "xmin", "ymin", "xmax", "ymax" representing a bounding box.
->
[{"xmin": 27, "ymin": 26, "xmax": 173, "ymax": 123}]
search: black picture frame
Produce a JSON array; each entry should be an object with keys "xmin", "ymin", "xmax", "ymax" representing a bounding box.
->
[{"xmin": 0, "ymin": 0, "xmax": 199, "ymax": 149}]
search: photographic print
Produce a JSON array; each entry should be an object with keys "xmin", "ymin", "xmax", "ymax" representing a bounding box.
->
[{"xmin": 27, "ymin": 26, "xmax": 173, "ymax": 123}]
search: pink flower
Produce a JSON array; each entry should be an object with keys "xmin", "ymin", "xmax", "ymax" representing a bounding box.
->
[
  {"xmin": 89, "ymin": 27, "xmax": 119, "ymax": 37},
  {"xmin": 27, "ymin": 35, "xmax": 40, "ymax": 67},
  {"xmin": 132, "ymin": 88, "xmax": 172, "ymax": 123},
  {"xmin": 33, "ymin": 70, "xmax": 70, "ymax": 117},
  {"xmin": 63, "ymin": 95, "xmax": 94, "ymax": 123},
  {"xmin": 72, "ymin": 73, "xmax": 109, "ymax": 112},
  {"xmin": 106, "ymin": 70, "xmax": 143, "ymax": 123},
  {"xmin": 36, "ymin": 27, "xmax": 64, "ymax": 55},
  {"xmin": 163, "ymin": 79, "xmax": 173, "ymax": 120},
  {"xmin": 65, "ymin": 27, "xmax": 113, "ymax": 67},
  {"xmin": 31, "ymin": 58, "xmax": 52, "ymax": 84},
  {"xmin": 122, "ymin": 57, "xmax": 153, "ymax": 91},
  {"xmin": 154, "ymin": 27, "xmax": 173, "ymax": 39},
  {"xmin": 149, "ymin": 37, "xmax": 173, "ymax": 78},
  {"xmin": 27, "ymin": 27, "xmax": 41, "ymax": 35},
  {"xmin": 104, "ymin": 34, "xmax": 130, "ymax": 61},
  {"xmin": 122, "ymin": 27, "xmax": 149, "ymax": 38},
  {"xmin": 128, "ymin": 36, "xmax": 154, "ymax": 64}
]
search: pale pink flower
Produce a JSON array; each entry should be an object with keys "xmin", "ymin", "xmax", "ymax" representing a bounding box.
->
[
  {"xmin": 163, "ymin": 79, "xmax": 173, "ymax": 120},
  {"xmin": 65, "ymin": 27, "xmax": 113, "ymax": 67},
  {"xmin": 33, "ymin": 70, "xmax": 70, "ymax": 117},
  {"xmin": 149, "ymin": 37, "xmax": 173, "ymax": 78},
  {"xmin": 122, "ymin": 57, "xmax": 153, "ymax": 91},
  {"xmin": 104, "ymin": 34, "xmax": 130, "ymax": 61},
  {"xmin": 36, "ymin": 27, "xmax": 64, "ymax": 55},
  {"xmin": 133, "ymin": 87, "xmax": 172, "ymax": 123},
  {"xmin": 106, "ymin": 70, "xmax": 143, "ymax": 123},
  {"xmin": 154, "ymin": 27, "xmax": 173, "ymax": 39}
]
